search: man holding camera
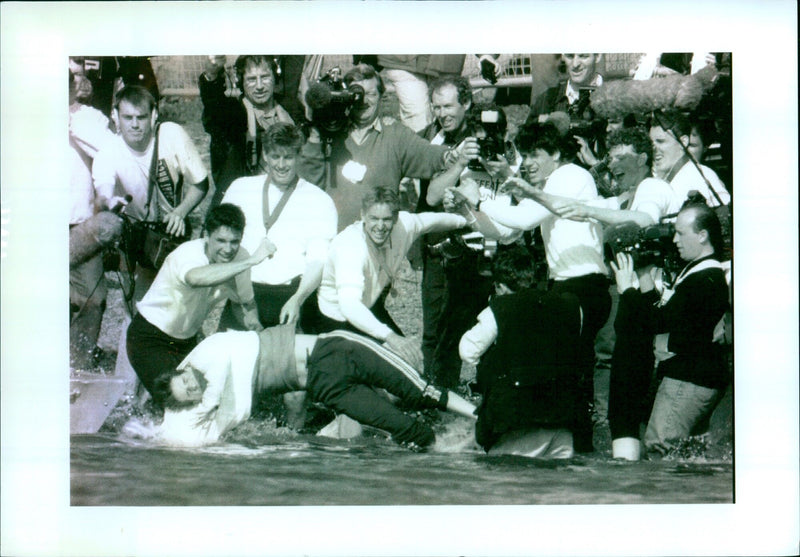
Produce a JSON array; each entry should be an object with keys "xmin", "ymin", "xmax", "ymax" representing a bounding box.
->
[
  {"xmin": 609, "ymin": 203, "xmax": 729, "ymax": 459},
  {"xmin": 199, "ymin": 55, "xmax": 310, "ymax": 207},
  {"xmin": 92, "ymin": 84, "xmax": 209, "ymax": 304},
  {"xmin": 126, "ymin": 204, "xmax": 269, "ymax": 405},
  {"xmin": 529, "ymin": 54, "xmax": 604, "ymax": 122},
  {"xmin": 421, "ymin": 85, "xmax": 521, "ymax": 388},
  {"xmin": 303, "ymin": 63, "xmax": 465, "ymax": 231}
]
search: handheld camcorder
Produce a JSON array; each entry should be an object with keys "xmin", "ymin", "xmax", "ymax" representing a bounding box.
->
[
  {"xmin": 604, "ymin": 221, "xmax": 681, "ymax": 273},
  {"xmin": 469, "ymin": 109, "xmax": 506, "ymax": 171},
  {"xmin": 304, "ymin": 67, "xmax": 365, "ymax": 139}
]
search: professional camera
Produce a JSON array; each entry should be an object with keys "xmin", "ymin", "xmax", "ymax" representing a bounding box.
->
[
  {"xmin": 568, "ymin": 86, "xmax": 607, "ymax": 148},
  {"xmin": 468, "ymin": 109, "xmax": 507, "ymax": 171},
  {"xmin": 304, "ymin": 67, "xmax": 365, "ymax": 139},
  {"xmin": 604, "ymin": 221, "xmax": 681, "ymax": 273}
]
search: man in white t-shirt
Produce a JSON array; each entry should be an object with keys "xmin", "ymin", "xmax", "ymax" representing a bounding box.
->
[
  {"xmin": 92, "ymin": 85, "xmax": 210, "ymax": 303},
  {"xmin": 317, "ymin": 186, "xmax": 470, "ymax": 369},
  {"xmin": 126, "ymin": 204, "xmax": 272, "ymax": 404},
  {"xmin": 220, "ymin": 122, "xmax": 337, "ymax": 333}
]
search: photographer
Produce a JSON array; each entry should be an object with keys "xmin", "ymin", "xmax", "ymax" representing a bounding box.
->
[
  {"xmin": 199, "ymin": 55, "xmax": 306, "ymax": 207},
  {"xmin": 608, "ymin": 203, "xmax": 729, "ymax": 459},
  {"xmin": 423, "ymin": 98, "xmax": 521, "ymax": 388},
  {"xmin": 92, "ymin": 85, "xmax": 209, "ymax": 304},
  {"xmin": 302, "ymin": 63, "xmax": 467, "ymax": 231},
  {"xmin": 126, "ymin": 204, "xmax": 270, "ymax": 404},
  {"xmin": 529, "ymin": 54, "xmax": 604, "ymax": 121}
]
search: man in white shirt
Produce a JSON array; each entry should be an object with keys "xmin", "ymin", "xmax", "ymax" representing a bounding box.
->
[
  {"xmin": 92, "ymin": 85, "xmax": 210, "ymax": 303},
  {"xmin": 126, "ymin": 204, "xmax": 271, "ymax": 403},
  {"xmin": 220, "ymin": 122, "xmax": 338, "ymax": 333},
  {"xmin": 317, "ymin": 186, "xmax": 471, "ymax": 369},
  {"xmin": 648, "ymin": 109, "xmax": 730, "ymax": 212}
]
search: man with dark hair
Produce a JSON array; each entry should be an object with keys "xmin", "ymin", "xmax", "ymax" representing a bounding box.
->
[
  {"xmin": 609, "ymin": 203, "xmax": 729, "ymax": 458},
  {"xmin": 219, "ymin": 122, "xmax": 337, "ymax": 333},
  {"xmin": 463, "ymin": 121, "xmax": 611, "ymax": 452},
  {"xmin": 648, "ymin": 109, "xmax": 730, "ymax": 208},
  {"xmin": 152, "ymin": 325, "xmax": 477, "ymax": 449},
  {"xmin": 126, "ymin": 204, "xmax": 273, "ymax": 403},
  {"xmin": 459, "ymin": 246, "xmax": 583, "ymax": 458},
  {"xmin": 303, "ymin": 63, "xmax": 467, "ymax": 231},
  {"xmin": 316, "ymin": 186, "xmax": 472, "ymax": 368},
  {"xmin": 200, "ymin": 55, "xmax": 307, "ymax": 206}
]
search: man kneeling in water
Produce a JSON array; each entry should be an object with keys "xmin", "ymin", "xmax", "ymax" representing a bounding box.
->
[{"xmin": 152, "ymin": 325, "xmax": 476, "ymax": 448}]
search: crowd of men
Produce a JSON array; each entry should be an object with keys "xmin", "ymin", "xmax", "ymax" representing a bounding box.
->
[{"xmin": 69, "ymin": 53, "xmax": 732, "ymax": 459}]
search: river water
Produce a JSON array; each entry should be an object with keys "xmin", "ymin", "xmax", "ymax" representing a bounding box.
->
[{"xmin": 71, "ymin": 417, "xmax": 733, "ymax": 506}]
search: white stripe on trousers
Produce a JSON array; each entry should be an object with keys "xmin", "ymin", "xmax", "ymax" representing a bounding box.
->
[{"xmin": 317, "ymin": 329, "xmax": 428, "ymax": 391}]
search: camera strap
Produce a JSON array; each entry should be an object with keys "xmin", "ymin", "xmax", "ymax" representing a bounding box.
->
[
  {"xmin": 651, "ymin": 111, "xmax": 727, "ymax": 207},
  {"xmin": 262, "ymin": 176, "xmax": 298, "ymax": 233},
  {"xmin": 143, "ymin": 123, "xmax": 161, "ymax": 221}
]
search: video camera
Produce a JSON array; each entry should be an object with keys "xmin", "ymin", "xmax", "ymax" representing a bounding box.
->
[
  {"xmin": 468, "ymin": 109, "xmax": 506, "ymax": 171},
  {"xmin": 604, "ymin": 221, "xmax": 681, "ymax": 273},
  {"xmin": 304, "ymin": 67, "xmax": 365, "ymax": 139}
]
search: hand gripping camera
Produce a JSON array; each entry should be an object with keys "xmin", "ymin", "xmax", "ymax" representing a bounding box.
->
[
  {"xmin": 304, "ymin": 67, "xmax": 365, "ymax": 139},
  {"xmin": 468, "ymin": 109, "xmax": 506, "ymax": 171}
]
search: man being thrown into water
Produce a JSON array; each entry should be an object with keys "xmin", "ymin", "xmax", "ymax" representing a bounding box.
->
[{"xmin": 152, "ymin": 325, "xmax": 476, "ymax": 449}]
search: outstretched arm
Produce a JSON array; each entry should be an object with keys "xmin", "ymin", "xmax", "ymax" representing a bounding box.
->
[{"xmin": 185, "ymin": 238, "xmax": 276, "ymax": 287}]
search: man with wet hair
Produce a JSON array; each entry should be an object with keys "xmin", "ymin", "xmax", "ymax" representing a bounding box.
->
[
  {"xmin": 459, "ymin": 246, "xmax": 583, "ymax": 458},
  {"xmin": 153, "ymin": 325, "xmax": 477, "ymax": 449},
  {"xmin": 316, "ymin": 186, "xmax": 472, "ymax": 369},
  {"xmin": 464, "ymin": 122, "xmax": 611, "ymax": 452},
  {"xmin": 127, "ymin": 204, "xmax": 273, "ymax": 403}
]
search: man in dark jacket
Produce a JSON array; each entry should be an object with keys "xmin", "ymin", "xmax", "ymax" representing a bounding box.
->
[
  {"xmin": 608, "ymin": 202, "xmax": 729, "ymax": 459},
  {"xmin": 459, "ymin": 246, "xmax": 583, "ymax": 458},
  {"xmin": 199, "ymin": 55, "xmax": 305, "ymax": 207}
]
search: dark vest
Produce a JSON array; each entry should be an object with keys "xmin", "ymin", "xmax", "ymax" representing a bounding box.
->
[{"xmin": 475, "ymin": 289, "xmax": 582, "ymax": 450}]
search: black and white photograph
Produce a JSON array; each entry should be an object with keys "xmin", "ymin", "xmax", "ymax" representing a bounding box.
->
[{"xmin": 1, "ymin": 2, "xmax": 797, "ymax": 556}]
